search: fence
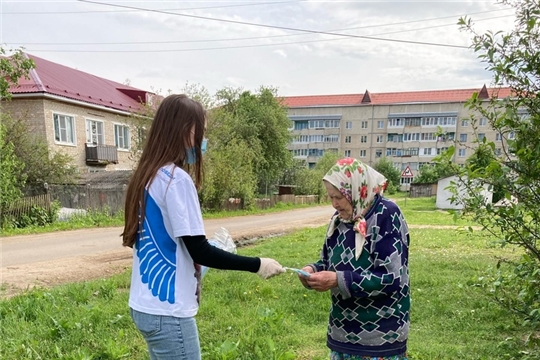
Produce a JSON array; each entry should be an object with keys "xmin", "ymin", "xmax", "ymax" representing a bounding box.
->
[
  {"xmin": 3, "ymin": 193, "xmax": 52, "ymax": 220},
  {"xmin": 222, "ymin": 195, "xmax": 319, "ymax": 211},
  {"xmin": 48, "ymin": 184, "xmax": 127, "ymax": 214},
  {"xmin": 409, "ymin": 183, "xmax": 437, "ymax": 198},
  {"xmin": 12, "ymin": 185, "xmax": 319, "ymax": 219}
]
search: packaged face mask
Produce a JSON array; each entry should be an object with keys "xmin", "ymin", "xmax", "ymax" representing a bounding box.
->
[{"xmin": 284, "ymin": 267, "xmax": 311, "ymax": 277}]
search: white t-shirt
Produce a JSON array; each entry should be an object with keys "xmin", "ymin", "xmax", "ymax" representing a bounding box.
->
[{"xmin": 129, "ymin": 164, "xmax": 205, "ymax": 318}]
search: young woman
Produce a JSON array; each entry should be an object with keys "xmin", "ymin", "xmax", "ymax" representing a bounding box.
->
[
  {"xmin": 298, "ymin": 158, "xmax": 410, "ymax": 360},
  {"xmin": 122, "ymin": 94, "xmax": 284, "ymax": 360}
]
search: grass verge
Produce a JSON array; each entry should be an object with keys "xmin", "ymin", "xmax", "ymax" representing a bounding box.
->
[{"xmin": 0, "ymin": 226, "xmax": 530, "ymax": 359}]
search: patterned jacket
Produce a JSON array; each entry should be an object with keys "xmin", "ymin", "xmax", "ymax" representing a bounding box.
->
[{"xmin": 310, "ymin": 196, "xmax": 410, "ymax": 357}]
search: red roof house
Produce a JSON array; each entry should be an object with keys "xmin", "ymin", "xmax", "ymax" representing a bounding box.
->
[{"xmin": 3, "ymin": 53, "xmax": 154, "ymax": 172}]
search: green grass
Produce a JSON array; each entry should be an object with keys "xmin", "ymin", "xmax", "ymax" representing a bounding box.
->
[{"xmin": 0, "ymin": 225, "xmax": 532, "ymax": 359}]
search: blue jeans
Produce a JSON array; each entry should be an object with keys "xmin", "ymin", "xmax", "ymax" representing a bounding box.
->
[{"xmin": 130, "ymin": 308, "xmax": 201, "ymax": 360}]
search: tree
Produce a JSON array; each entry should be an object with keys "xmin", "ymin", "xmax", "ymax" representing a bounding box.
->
[
  {"xmin": 456, "ymin": 0, "xmax": 540, "ymax": 347},
  {"xmin": 413, "ymin": 150, "xmax": 459, "ymax": 184},
  {"xmin": 0, "ymin": 48, "xmax": 35, "ymax": 99},
  {"xmin": 0, "ymin": 47, "xmax": 35, "ymax": 226},
  {"xmin": 212, "ymin": 86, "xmax": 293, "ymax": 196},
  {"xmin": 372, "ymin": 157, "xmax": 401, "ymax": 194},
  {"xmin": 311, "ymin": 151, "xmax": 341, "ymax": 201},
  {"xmin": 1, "ymin": 111, "xmax": 77, "ymax": 186}
]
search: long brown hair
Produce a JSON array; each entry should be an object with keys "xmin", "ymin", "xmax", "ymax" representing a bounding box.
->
[{"xmin": 122, "ymin": 94, "xmax": 206, "ymax": 247}]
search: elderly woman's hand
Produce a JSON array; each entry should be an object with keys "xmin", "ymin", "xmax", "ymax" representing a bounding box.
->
[
  {"xmin": 297, "ymin": 266, "xmax": 314, "ymax": 288},
  {"xmin": 305, "ymin": 271, "xmax": 338, "ymax": 292}
]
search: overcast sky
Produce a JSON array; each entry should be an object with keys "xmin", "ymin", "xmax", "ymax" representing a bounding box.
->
[{"xmin": 1, "ymin": 0, "xmax": 515, "ymax": 97}]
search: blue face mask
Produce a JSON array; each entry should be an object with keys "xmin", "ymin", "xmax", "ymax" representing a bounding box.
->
[{"xmin": 186, "ymin": 138, "xmax": 208, "ymax": 164}]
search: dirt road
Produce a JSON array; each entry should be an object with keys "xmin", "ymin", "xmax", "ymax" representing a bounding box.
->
[{"xmin": 0, "ymin": 205, "xmax": 334, "ymax": 296}]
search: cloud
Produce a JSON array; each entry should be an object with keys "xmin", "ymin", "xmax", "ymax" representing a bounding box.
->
[
  {"xmin": 2, "ymin": 0, "xmax": 516, "ymax": 97},
  {"xmin": 273, "ymin": 49, "xmax": 287, "ymax": 58}
]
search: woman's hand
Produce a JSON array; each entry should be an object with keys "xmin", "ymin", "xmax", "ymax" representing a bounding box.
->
[
  {"xmin": 297, "ymin": 266, "xmax": 314, "ymax": 288},
  {"xmin": 304, "ymin": 270, "xmax": 338, "ymax": 292}
]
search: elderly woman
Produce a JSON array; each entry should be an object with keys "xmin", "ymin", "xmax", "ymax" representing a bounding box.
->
[{"xmin": 299, "ymin": 158, "xmax": 410, "ymax": 360}]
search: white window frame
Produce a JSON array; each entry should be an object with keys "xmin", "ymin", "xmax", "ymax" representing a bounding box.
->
[
  {"xmin": 459, "ymin": 133, "xmax": 468, "ymax": 142},
  {"xmin": 86, "ymin": 118, "xmax": 105, "ymax": 145},
  {"xmin": 345, "ymin": 135, "xmax": 351, "ymax": 143},
  {"xmin": 360, "ymin": 135, "xmax": 367, "ymax": 143},
  {"xmin": 377, "ymin": 120, "xmax": 384, "ymax": 129},
  {"xmin": 361, "ymin": 121, "xmax": 368, "ymax": 129},
  {"xmin": 376, "ymin": 135, "xmax": 384, "ymax": 143},
  {"xmin": 53, "ymin": 113, "xmax": 76, "ymax": 145},
  {"xmin": 461, "ymin": 119, "xmax": 469, "ymax": 127},
  {"xmin": 479, "ymin": 117, "xmax": 487, "ymax": 126},
  {"xmin": 359, "ymin": 149, "xmax": 366, "ymax": 157},
  {"xmin": 345, "ymin": 121, "xmax": 352, "ymax": 129},
  {"xmin": 344, "ymin": 150, "xmax": 351, "ymax": 157},
  {"xmin": 114, "ymin": 123, "xmax": 130, "ymax": 150},
  {"xmin": 458, "ymin": 148, "xmax": 466, "ymax": 157}
]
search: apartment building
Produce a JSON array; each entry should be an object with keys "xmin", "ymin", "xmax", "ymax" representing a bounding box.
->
[{"xmin": 283, "ymin": 85, "xmax": 512, "ymax": 188}]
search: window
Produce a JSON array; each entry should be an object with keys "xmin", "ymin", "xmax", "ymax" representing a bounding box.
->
[
  {"xmin": 344, "ymin": 150, "xmax": 351, "ymax": 157},
  {"xmin": 294, "ymin": 121, "xmax": 308, "ymax": 130},
  {"xmin": 361, "ymin": 121, "xmax": 368, "ymax": 129},
  {"xmin": 422, "ymin": 148, "xmax": 433, "ymax": 156},
  {"xmin": 388, "ymin": 118, "xmax": 404, "ymax": 127},
  {"xmin": 400, "ymin": 177, "xmax": 413, "ymax": 185},
  {"xmin": 421, "ymin": 133, "xmax": 436, "ymax": 141},
  {"xmin": 509, "ymin": 131, "xmax": 515, "ymax": 139},
  {"xmin": 377, "ymin": 120, "xmax": 384, "ymax": 129},
  {"xmin": 376, "ymin": 135, "xmax": 384, "ymax": 143},
  {"xmin": 53, "ymin": 113, "xmax": 75, "ymax": 144},
  {"xmin": 360, "ymin": 135, "xmax": 368, "ymax": 143},
  {"xmin": 494, "ymin": 148, "xmax": 502, "ymax": 156},
  {"xmin": 86, "ymin": 119, "xmax": 104, "ymax": 145},
  {"xmin": 308, "ymin": 119, "xmax": 340, "ymax": 129},
  {"xmin": 478, "ymin": 133, "xmax": 486, "ymax": 141},
  {"xmin": 359, "ymin": 150, "xmax": 366, "ymax": 157},
  {"xmin": 346, "ymin": 121, "xmax": 352, "ymax": 129},
  {"xmin": 459, "ymin": 133, "xmax": 467, "ymax": 142},
  {"xmin": 403, "ymin": 133, "xmax": 420, "ymax": 142},
  {"xmin": 479, "ymin": 117, "xmax": 487, "ymax": 126},
  {"xmin": 461, "ymin": 120, "xmax": 469, "ymax": 127},
  {"xmin": 458, "ymin": 148, "xmax": 466, "ymax": 157},
  {"xmin": 115, "ymin": 124, "xmax": 130, "ymax": 150},
  {"xmin": 496, "ymin": 133, "xmax": 502, "ymax": 141},
  {"xmin": 325, "ymin": 134, "xmax": 339, "ymax": 143},
  {"xmin": 345, "ymin": 136, "xmax": 351, "ymax": 143},
  {"xmin": 375, "ymin": 149, "xmax": 382, "ymax": 158}
]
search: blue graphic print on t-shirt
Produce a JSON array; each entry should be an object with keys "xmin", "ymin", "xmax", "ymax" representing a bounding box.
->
[{"xmin": 136, "ymin": 192, "xmax": 177, "ymax": 304}]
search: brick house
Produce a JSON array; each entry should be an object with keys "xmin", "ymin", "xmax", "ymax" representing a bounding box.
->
[{"xmin": 3, "ymin": 53, "xmax": 155, "ymax": 173}]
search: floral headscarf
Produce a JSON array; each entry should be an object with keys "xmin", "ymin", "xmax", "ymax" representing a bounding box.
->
[{"xmin": 323, "ymin": 158, "xmax": 388, "ymax": 260}]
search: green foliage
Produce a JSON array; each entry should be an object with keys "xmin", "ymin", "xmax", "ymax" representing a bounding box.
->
[
  {"xmin": 372, "ymin": 157, "xmax": 400, "ymax": 194},
  {"xmin": 457, "ymin": 0, "xmax": 540, "ymax": 339},
  {"xmin": 212, "ymin": 86, "xmax": 293, "ymax": 196},
  {"xmin": 0, "ymin": 111, "xmax": 77, "ymax": 185},
  {"xmin": 413, "ymin": 150, "xmax": 459, "ymax": 184},
  {"xmin": 201, "ymin": 138, "xmax": 258, "ymax": 210},
  {"xmin": 0, "ymin": 123, "xmax": 25, "ymax": 225},
  {"xmin": 311, "ymin": 151, "xmax": 341, "ymax": 201},
  {"xmin": 1, "ymin": 205, "xmax": 537, "ymax": 359},
  {"xmin": 0, "ymin": 48, "xmax": 35, "ymax": 99}
]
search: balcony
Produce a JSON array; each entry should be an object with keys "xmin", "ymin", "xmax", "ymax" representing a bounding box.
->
[{"xmin": 85, "ymin": 144, "xmax": 119, "ymax": 165}]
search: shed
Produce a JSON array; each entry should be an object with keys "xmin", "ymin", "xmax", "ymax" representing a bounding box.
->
[{"xmin": 436, "ymin": 175, "xmax": 493, "ymax": 210}]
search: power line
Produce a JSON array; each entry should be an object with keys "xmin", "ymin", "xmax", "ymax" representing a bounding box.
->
[
  {"xmin": 3, "ymin": 0, "xmax": 306, "ymax": 15},
  {"xmin": 76, "ymin": 0, "xmax": 472, "ymax": 49},
  {"xmin": 13, "ymin": 10, "xmax": 513, "ymax": 46},
  {"xmin": 21, "ymin": 14, "xmax": 513, "ymax": 53}
]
